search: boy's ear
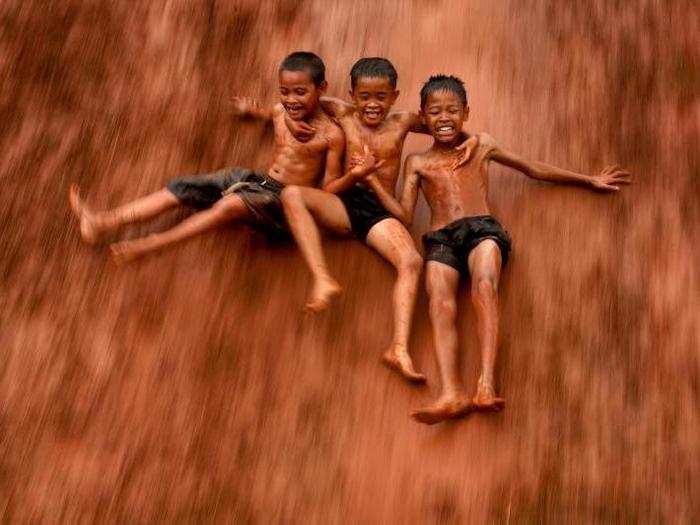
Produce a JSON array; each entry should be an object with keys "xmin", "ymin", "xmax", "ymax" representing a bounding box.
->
[
  {"xmin": 464, "ymin": 105, "xmax": 470, "ymax": 120},
  {"xmin": 420, "ymin": 109, "xmax": 427, "ymax": 126},
  {"xmin": 348, "ymin": 89, "xmax": 354, "ymax": 99},
  {"xmin": 391, "ymin": 90, "xmax": 400, "ymax": 103},
  {"xmin": 318, "ymin": 80, "xmax": 328, "ymax": 93}
]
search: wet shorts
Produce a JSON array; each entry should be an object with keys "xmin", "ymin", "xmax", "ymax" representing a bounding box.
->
[
  {"xmin": 339, "ymin": 184, "xmax": 394, "ymax": 240},
  {"xmin": 167, "ymin": 167, "xmax": 287, "ymax": 236},
  {"xmin": 422, "ymin": 215, "xmax": 512, "ymax": 276}
]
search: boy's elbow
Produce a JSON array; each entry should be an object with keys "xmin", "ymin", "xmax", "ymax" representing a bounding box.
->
[{"xmin": 526, "ymin": 165, "xmax": 544, "ymax": 180}]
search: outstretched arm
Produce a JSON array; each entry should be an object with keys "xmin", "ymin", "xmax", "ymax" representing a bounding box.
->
[
  {"xmin": 230, "ymin": 96, "xmax": 274, "ymax": 121},
  {"xmin": 397, "ymin": 154, "xmax": 421, "ymax": 226},
  {"xmin": 485, "ymin": 134, "xmax": 632, "ymax": 191}
]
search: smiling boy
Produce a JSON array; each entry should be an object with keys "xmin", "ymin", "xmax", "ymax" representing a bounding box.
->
[
  {"xmin": 399, "ymin": 75, "xmax": 631, "ymax": 424},
  {"xmin": 280, "ymin": 58, "xmax": 477, "ymax": 384},
  {"xmin": 68, "ymin": 52, "xmax": 344, "ymax": 262}
]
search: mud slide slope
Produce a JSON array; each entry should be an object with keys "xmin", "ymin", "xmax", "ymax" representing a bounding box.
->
[{"xmin": 0, "ymin": 1, "xmax": 697, "ymax": 522}]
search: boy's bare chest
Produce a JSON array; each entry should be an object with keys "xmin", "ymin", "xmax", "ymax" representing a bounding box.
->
[
  {"xmin": 420, "ymin": 158, "xmax": 486, "ymax": 193},
  {"xmin": 343, "ymin": 118, "xmax": 404, "ymax": 159},
  {"xmin": 274, "ymin": 122, "xmax": 328, "ymax": 156}
]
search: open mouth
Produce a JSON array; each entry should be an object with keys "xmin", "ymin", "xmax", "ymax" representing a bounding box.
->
[
  {"xmin": 435, "ymin": 124, "xmax": 456, "ymax": 136},
  {"xmin": 285, "ymin": 104, "xmax": 305, "ymax": 116},
  {"xmin": 363, "ymin": 108, "xmax": 382, "ymax": 120}
]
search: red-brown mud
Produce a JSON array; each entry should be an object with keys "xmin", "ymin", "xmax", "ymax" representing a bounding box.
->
[{"xmin": 1, "ymin": 1, "xmax": 698, "ymax": 522}]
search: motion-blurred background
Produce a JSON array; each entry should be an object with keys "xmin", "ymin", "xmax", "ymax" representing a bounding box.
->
[{"xmin": 1, "ymin": 1, "xmax": 697, "ymax": 522}]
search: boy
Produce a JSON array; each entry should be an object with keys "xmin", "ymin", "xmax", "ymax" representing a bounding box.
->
[
  {"xmin": 69, "ymin": 52, "xmax": 344, "ymax": 263},
  {"xmin": 279, "ymin": 58, "xmax": 477, "ymax": 384},
  {"xmin": 399, "ymin": 75, "xmax": 631, "ymax": 424}
]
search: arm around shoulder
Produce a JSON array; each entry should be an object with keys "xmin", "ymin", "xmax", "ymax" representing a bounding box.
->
[{"xmin": 320, "ymin": 96, "xmax": 354, "ymax": 118}]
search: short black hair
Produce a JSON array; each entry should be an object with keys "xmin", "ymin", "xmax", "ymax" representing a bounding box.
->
[
  {"xmin": 279, "ymin": 51, "xmax": 326, "ymax": 86},
  {"xmin": 420, "ymin": 75, "xmax": 468, "ymax": 108},
  {"xmin": 350, "ymin": 57, "xmax": 398, "ymax": 90}
]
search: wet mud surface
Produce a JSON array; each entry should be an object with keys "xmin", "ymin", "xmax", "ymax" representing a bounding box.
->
[{"xmin": 1, "ymin": 1, "xmax": 698, "ymax": 522}]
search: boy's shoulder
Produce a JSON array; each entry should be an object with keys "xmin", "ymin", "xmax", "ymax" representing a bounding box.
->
[
  {"xmin": 474, "ymin": 132, "xmax": 498, "ymax": 150},
  {"xmin": 405, "ymin": 150, "xmax": 431, "ymax": 168},
  {"xmin": 313, "ymin": 112, "xmax": 345, "ymax": 145},
  {"xmin": 386, "ymin": 109, "xmax": 416, "ymax": 125}
]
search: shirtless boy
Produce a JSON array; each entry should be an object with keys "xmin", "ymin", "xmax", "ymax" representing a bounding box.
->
[
  {"xmin": 400, "ymin": 75, "xmax": 631, "ymax": 424},
  {"xmin": 69, "ymin": 52, "xmax": 344, "ymax": 262},
  {"xmin": 280, "ymin": 58, "xmax": 476, "ymax": 384}
]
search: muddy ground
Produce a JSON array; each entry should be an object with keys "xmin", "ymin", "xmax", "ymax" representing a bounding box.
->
[{"xmin": 0, "ymin": 1, "xmax": 697, "ymax": 522}]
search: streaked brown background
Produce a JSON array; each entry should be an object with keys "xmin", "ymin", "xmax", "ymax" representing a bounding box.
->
[{"xmin": 1, "ymin": 1, "xmax": 697, "ymax": 522}]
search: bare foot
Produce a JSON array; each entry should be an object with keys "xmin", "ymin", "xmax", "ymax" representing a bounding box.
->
[
  {"xmin": 69, "ymin": 184, "xmax": 105, "ymax": 245},
  {"xmin": 304, "ymin": 276, "xmax": 342, "ymax": 312},
  {"xmin": 472, "ymin": 380, "xmax": 505, "ymax": 412},
  {"xmin": 411, "ymin": 394, "xmax": 474, "ymax": 425},
  {"xmin": 382, "ymin": 348, "xmax": 426, "ymax": 384},
  {"xmin": 110, "ymin": 237, "xmax": 154, "ymax": 265}
]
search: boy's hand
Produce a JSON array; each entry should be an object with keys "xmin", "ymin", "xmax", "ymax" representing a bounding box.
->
[
  {"xmin": 349, "ymin": 145, "xmax": 385, "ymax": 179},
  {"xmin": 284, "ymin": 113, "xmax": 316, "ymax": 143},
  {"xmin": 452, "ymin": 134, "xmax": 480, "ymax": 169},
  {"xmin": 230, "ymin": 95, "xmax": 261, "ymax": 117},
  {"xmin": 589, "ymin": 165, "xmax": 632, "ymax": 192}
]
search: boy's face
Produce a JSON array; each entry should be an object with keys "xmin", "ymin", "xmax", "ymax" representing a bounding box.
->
[
  {"xmin": 421, "ymin": 90, "xmax": 468, "ymax": 144},
  {"xmin": 279, "ymin": 69, "xmax": 326, "ymax": 120},
  {"xmin": 350, "ymin": 76, "xmax": 398, "ymax": 127}
]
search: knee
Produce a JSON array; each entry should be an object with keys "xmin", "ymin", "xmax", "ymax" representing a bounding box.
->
[
  {"xmin": 281, "ymin": 186, "xmax": 303, "ymax": 208},
  {"xmin": 472, "ymin": 276, "xmax": 498, "ymax": 299},
  {"xmin": 428, "ymin": 292, "xmax": 457, "ymax": 322},
  {"xmin": 398, "ymin": 250, "xmax": 423, "ymax": 278},
  {"xmin": 215, "ymin": 196, "xmax": 243, "ymax": 218}
]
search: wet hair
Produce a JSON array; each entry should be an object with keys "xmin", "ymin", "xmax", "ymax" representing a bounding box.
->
[
  {"xmin": 279, "ymin": 51, "xmax": 326, "ymax": 86},
  {"xmin": 350, "ymin": 57, "xmax": 398, "ymax": 90},
  {"xmin": 420, "ymin": 75, "xmax": 468, "ymax": 108}
]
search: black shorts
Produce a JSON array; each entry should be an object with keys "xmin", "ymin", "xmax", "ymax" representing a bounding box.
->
[
  {"xmin": 167, "ymin": 167, "xmax": 288, "ymax": 236},
  {"xmin": 422, "ymin": 215, "xmax": 511, "ymax": 276},
  {"xmin": 339, "ymin": 185, "xmax": 393, "ymax": 240}
]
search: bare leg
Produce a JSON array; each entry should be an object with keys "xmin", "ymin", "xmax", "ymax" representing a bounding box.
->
[
  {"xmin": 467, "ymin": 239, "xmax": 505, "ymax": 411},
  {"xmin": 110, "ymin": 194, "xmax": 250, "ymax": 264},
  {"xmin": 412, "ymin": 262, "xmax": 472, "ymax": 424},
  {"xmin": 69, "ymin": 184, "xmax": 180, "ymax": 244},
  {"xmin": 365, "ymin": 219, "xmax": 425, "ymax": 384},
  {"xmin": 281, "ymin": 186, "xmax": 351, "ymax": 311}
]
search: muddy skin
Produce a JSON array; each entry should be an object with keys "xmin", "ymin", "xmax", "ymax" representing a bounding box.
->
[{"xmin": 1, "ymin": 1, "xmax": 696, "ymax": 522}]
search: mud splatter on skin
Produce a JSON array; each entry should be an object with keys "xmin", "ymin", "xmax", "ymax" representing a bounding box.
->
[{"xmin": 0, "ymin": 1, "xmax": 697, "ymax": 522}]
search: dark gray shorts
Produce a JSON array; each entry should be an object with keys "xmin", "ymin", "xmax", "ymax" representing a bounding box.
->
[
  {"xmin": 167, "ymin": 167, "xmax": 287, "ymax": 236},
  {"xmin": 422, "ymin": 215, "xmax": 511, "ymax": 276},
  {"xmin": 339, "ymin": 184, "xmax": 394, "ymax": 240}
]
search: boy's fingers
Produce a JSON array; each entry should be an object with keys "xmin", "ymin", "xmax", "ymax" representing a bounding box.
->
[{"xmin": 375, "ymin": 159, "xmax": 386, "ymax": 169}]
